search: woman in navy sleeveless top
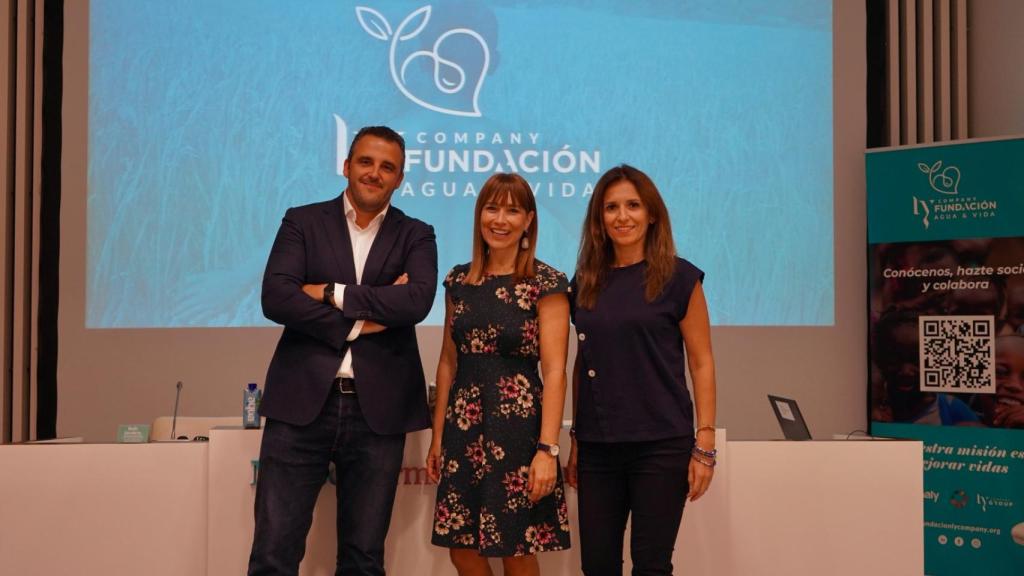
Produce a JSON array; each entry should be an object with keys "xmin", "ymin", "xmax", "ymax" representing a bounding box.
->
[{"xmin": 567, "ymin": 165, "xmax": 718, "ymax": 576}]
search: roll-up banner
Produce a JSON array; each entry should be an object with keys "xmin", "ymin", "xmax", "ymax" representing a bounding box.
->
[{"xmin": 867, "ymin": 137, "xmax": 1024, "ymax": 575}]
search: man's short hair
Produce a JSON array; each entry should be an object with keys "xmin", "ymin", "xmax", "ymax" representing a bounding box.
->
[{"xmin": 348, "ymin": 126, "xmax": 406, "ymax": 168}]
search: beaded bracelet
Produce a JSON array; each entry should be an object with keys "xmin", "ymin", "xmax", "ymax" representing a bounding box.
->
[
  {"xmin": 691, "ymin": 454, "xmax": 717, "ymax": 467},
  {"xmin": 691, "ymin": 445, "xmax": 718, "ymax": 468},
  {"xmin": 692, "ymin": 445, "xmax": 718, "ymax": 459}
]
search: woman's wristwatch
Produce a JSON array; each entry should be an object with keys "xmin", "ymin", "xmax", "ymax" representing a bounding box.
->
[{"xmin": 536, "ymin": 442, "xmax": 560, "ymax": 457}]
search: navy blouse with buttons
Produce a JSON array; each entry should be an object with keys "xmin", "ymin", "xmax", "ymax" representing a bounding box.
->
[{"xmin": 570, "ymin": 257, "xmax": 705, "ymax": 443}]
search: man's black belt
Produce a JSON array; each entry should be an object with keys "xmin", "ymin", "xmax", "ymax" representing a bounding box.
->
[{"xmin": 334, "ymin": 377, "xmax": 357, "ymax": 394}]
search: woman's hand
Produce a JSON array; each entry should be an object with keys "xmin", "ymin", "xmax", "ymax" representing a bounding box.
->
[
  {"xmin": 565, "ymin": 438, "xmax": 578, "ymax": 489},
  {"xmin": 687, "ymin": 429, "xmax": 716, "ymax": 501},
  {"xmin": 426, "ymin": 436, "xmax": 443, "ymax": 484},
  {"xmin": 527, "ymin": 451, "xmax": 558, "ymax": 502},
  {"xmin": 687, "ymin": 455, "xmax": 715, "ymax": 501}
]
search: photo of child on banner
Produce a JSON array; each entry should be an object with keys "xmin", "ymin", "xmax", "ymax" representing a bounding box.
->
[{"xmin": 870, "ymin": 236, "xmax": 1024, "ymax": 429}]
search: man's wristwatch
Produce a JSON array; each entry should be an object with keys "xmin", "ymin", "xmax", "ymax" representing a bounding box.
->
[
  {"xmin": 537, "ymin": 442, "xmax": 560, "ymax": 457},
  {"xmin": 323, "ymin": 283, "xmax": 336, "ymax": 307}
]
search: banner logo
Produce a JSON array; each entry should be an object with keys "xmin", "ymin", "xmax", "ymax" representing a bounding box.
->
[
  {"xmin": 975, "ymin": 493, "xmax": 1014, "ymax": 513},
  {"xmin": 912, "ymin": 196, "xmax": 930, "ymax": 229},
  {"xmin": 949, "ymin": 488, "xmax": 969, "ymax": 509},
  {"xmin": 910, "ymin": 160, "xmax": 997, "ymax": 228},
  {"xmin": 918, "ymin": 160, "xmax": 961, "ymax": 196},
  {"xmin": 357, "ymin": 5, "xmax": 490, "ymax": 118}
]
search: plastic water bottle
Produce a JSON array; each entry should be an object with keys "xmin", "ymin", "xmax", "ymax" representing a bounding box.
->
[{"xmin": 243, "ymin": 383, "xmax": 262, "ymax": 429}]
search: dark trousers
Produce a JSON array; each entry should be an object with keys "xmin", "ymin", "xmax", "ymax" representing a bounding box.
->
[
  {"xmin": 576, "ymin": 436, "xmax": 694, "ymax": 576},
  {"xmin": 248, "ymin": 388, "xmax": 406, "ymax": 576}
]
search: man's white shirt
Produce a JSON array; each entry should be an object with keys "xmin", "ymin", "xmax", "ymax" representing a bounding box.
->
[{"xmin": 333, "ymin": 192, "xmax": 389, "ymax": 379}]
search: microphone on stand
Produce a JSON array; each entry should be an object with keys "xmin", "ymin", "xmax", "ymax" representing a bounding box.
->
[{"xmin": 170, "ymin": 381, "xmax": 183, "ymax": 440}]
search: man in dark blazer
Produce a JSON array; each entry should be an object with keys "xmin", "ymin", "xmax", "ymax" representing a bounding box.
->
[{"xmin": 248, "ymin": 126, "xmax": 437, "ymax": 576}]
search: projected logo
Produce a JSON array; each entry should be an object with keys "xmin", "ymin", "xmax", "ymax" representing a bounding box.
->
[
  {"xmin": 356, "ymin": 5, "xmax": 490, "ymax": 118},
  {"xmin": 911, "ymin": 160, "xmax": 997, "ymax": 229}
]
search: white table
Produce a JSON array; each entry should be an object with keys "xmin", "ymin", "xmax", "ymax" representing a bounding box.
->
[{"xmin": 0, "ymin": 430, "xmax": 923, "ymax": 575}]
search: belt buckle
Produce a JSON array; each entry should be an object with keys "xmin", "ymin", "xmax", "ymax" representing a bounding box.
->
[{"xmin": 337, "ymin": 377, "xmax": 357, "ymax": 395}]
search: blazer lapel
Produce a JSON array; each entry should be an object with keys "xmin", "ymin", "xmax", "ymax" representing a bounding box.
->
[
  {"xmin": 321, "ymin": 195, "xmax": 357, "ymax": 284},
  {"xmin": 361, "ymin": 207, "xmax": 404, "ymax": 286}
]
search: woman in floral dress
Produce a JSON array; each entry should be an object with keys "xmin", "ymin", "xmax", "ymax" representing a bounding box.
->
[{"xmin": 427, "ymin": 172, "xmax": 571, "ymax": 575}]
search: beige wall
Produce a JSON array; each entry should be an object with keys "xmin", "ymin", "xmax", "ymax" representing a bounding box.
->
[{"xmin": 969, "ymin": 0, "xmax": 1024, "ymax": 138}]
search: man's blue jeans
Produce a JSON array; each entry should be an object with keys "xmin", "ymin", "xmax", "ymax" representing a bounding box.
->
[{"xmin": 248, "ymin": 388, "xmax": 406, "ymax": 576}]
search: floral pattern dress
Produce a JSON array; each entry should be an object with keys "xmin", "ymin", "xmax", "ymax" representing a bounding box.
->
[{"xmin": 431, "ymin": 261, "xmax": 571, "ymax": 557}]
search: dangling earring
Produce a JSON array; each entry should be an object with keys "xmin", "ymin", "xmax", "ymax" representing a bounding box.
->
[{"xmin": 520, "ymin": 235, "xmax": 530, "ymax": 250}]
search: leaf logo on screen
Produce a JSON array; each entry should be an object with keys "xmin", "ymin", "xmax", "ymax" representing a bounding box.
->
[
  {"xmin": 917, "ymin": 160, "xmax": 960, "ymax": 196},
  {"xmin": 356, "ymin": 5, "xmax": 490, "ymax": 117}
]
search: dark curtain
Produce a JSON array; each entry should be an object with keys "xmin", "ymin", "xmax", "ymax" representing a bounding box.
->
[{"xmin": 37, "ymin": 0, "xmax": 63, "ymax": 439}]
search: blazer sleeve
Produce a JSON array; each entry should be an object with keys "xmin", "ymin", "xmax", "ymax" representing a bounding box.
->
[
  {"xmin": 261, "ymin": 208, "xmax": 356, "ymax": 350},
  {"xmin": 342, "ymin": 221, "xmax": 438, "ymax": 326}
]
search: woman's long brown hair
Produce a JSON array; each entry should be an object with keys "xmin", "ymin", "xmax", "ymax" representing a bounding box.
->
[
  {"xmin": 464, "ymin": 173, "xmax": 538, "ymax": 285},
  {"xmin": 575, "ymin": 165, "xmax": 676, "ymax": 309}
]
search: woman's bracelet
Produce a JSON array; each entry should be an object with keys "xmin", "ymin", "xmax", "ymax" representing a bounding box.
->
[
  {"xmin": 691, "ymin": 453, "xmax": 717, "ymax": 467},
  {"xmin": 692, "ymin": 445, "xmax": 717, "ymax": 459},
  {"xmin": 696, "ymin": 425, "xmax": 716, "ymax": 435},
  {"xmin": 691, "ymin": 445, "xmax": 718, "ymax": 468}
]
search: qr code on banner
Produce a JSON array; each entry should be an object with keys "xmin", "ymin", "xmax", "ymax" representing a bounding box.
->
[{"xmin": 919, "ymin": 316, "xmax": 995, "ymax": 393}]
